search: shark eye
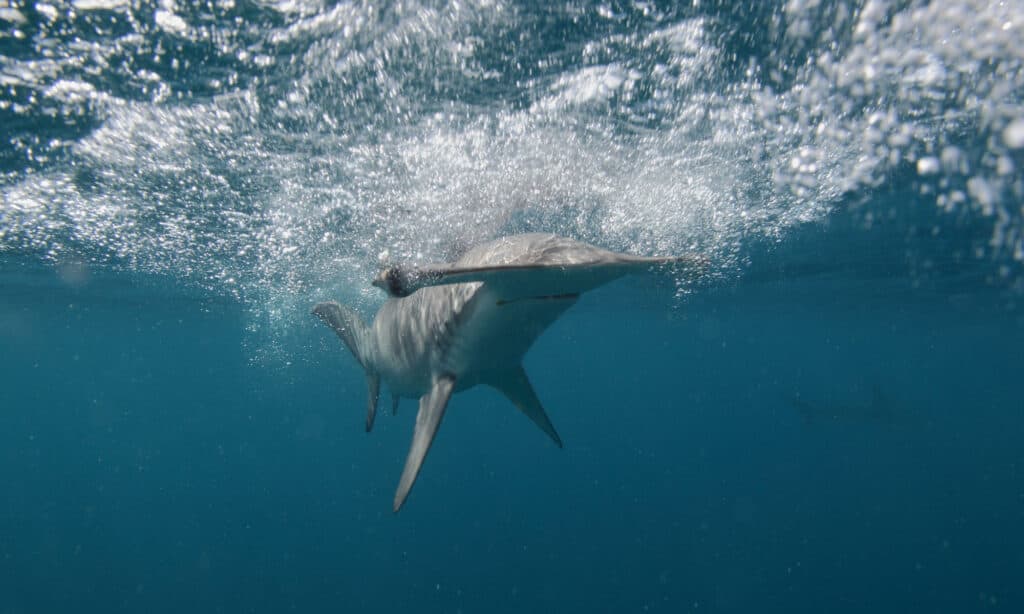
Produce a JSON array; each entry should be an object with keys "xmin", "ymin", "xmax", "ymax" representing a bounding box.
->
[
  {"xmin": 374, "ymin": 268, "xmax": 409, "ymax": 296},
  {"xmin": 389, "ymin": 268, "xmax": 403, "ymax": 295},
  {"xmin": 381, "ymin": 267, "xmax": 408, "ymax": 297}
]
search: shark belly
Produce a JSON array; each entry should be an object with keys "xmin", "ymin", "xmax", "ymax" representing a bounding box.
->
[
  {"xmin": 371, "ymin": 281, "xmax": 577, "ymax": 396},
  {"xmin": 370, "ymin": 302, "xmax": 434, "ymax": 398},
  {"xmin": 370, "ymin": 281, "xmax": 479, "ymax": 397},
  {"xmin": 439, "ymin": 284, "xmax": 578, "ymax": 388}
]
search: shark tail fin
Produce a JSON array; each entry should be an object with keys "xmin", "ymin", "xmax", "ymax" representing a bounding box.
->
[{"xmin": 312, "ymin": 301, "xmax": 380, "ymax": 431}]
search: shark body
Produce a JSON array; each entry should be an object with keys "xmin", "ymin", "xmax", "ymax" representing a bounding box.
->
[{"xmin": 313, "ymin": 233, "xmax": 702, "ymax": 511}]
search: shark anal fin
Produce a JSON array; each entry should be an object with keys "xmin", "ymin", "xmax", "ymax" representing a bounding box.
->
[
  {"xmin": 394, "ymin": 374, "xmax": 455, "ymax": 512},
  {"xmin": 391, "ymin": 394, "xmax": 400, "ymax": 415},
  {"xmin": 488, "ymin": 366, "xmax": 562, "ymax": 448},
  {"xmin": 366, "ymin": 374, "xmax": 380, "ymax": 432}
]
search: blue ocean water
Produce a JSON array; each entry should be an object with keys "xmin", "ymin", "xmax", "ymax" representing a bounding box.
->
[{"xmin": 1, "ymin": 1, "xmax": 1023, "ymax": 612}]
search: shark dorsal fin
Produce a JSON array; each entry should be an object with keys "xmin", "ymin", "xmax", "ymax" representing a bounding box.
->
[
  {"xmin": 487, "ymin": 366, "xmax": 562, "ymax": 448},
  {"xmin": 394, "ymin": 374, "xmax": 455, "ymax": 512}
]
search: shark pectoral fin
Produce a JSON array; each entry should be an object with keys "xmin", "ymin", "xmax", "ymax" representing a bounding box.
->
[
  {"xmin": 394, "ymin": 374, "xmax": 455, "ymax": 513},
  {"xmin": 366, "ymin": 374, "xmax": 380, "ymax": 432},
  {"xmin": 488, "ymin": 366, "xmax": 562, "ymax": 448},
  {"xmin": 391, "ymin": 394, "xmax": 400, "ymax": 415}
]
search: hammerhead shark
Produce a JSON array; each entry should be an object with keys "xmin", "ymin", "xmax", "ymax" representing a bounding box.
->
[{"xmin": 313, "ymin": 233, "xmax": 703, "ymax": 511}]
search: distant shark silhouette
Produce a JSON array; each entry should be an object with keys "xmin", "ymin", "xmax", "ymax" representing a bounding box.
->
[
  {"xmin": 788, "ymin": 386, "xmax": 896, "ymax": 425},
  {"xmin": 313, "ymin": 233, "xmax": 704, "ymax": 512}
]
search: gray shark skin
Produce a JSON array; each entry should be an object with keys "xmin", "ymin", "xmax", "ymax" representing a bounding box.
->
[{"xmin": 313, "ymin": 233, "xmax": 704, "ymax": 512}]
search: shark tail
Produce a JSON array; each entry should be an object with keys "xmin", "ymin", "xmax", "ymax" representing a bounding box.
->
[{"xmin": 312, "ymin": 301, "xmax": 381, "ymax": 431}]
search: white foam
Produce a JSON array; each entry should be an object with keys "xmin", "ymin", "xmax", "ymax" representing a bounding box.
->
[
  {"xmin": 757, "ymin": 0, "xmax": 1024, "ymax": 258},
  {"xmin": 534, "ymin": 65, "xmax": 640, "ymax": 112},
  {"xmin": 916, "ymin": 157, "xmax": 940, "ymax": 176},
  {"xmin": 0, "ymin": 8, "xmax": 28, "ymax": 23},
  {"xmin": 71, "ymin": 0, "xmax": 129, "ymax": 10},
  {"xmin": 34, "ymin": 3, "xmax": 58, "ymax": 21},
  {"xmin": 154, "ymin": 9, "xmax": 188, "ymax": 34},
  {"xmin": 645, "ymin": 18, "xmax": 706, "ymax": 55},
  {"xmin": 3, "ymin": 0, "xmax": 1023, "ymax": 337},
  {"xmin": 43, "ymin": 79, "xmax": 97, "ymax": 104},
  {"xmin": 1004, "ymin": 119, "xmax": 1024, "ymax": 149}
]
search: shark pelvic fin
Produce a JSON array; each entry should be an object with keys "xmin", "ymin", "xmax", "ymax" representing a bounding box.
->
[
  {"xmin": 366, "ymin": 374, "xmax": 380, "ymax": 432},
  {"xmin": 488, "ymin": 366, "xmax": 562, "ymax": 448},
  {"xmin": 391, "ymin": 394, "xmax": 400, "ymax": 415},
  {"xmin": 394, "ymin": 374, "xmax": 455, "ymax": 512}
]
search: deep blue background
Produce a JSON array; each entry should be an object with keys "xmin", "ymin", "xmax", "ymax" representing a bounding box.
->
[
  {"xmin": 2, "ymin": 0, "xmax": 1023, "ymax": 612},
  {"xmin": 2, "ymin": 194, "xmax": 1022, "ymax": 613}
]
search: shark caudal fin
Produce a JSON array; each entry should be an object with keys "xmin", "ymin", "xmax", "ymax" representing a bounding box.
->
[{"xmin": 312, "ymin": 301, "xmax": 381, "ymax": 432}]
